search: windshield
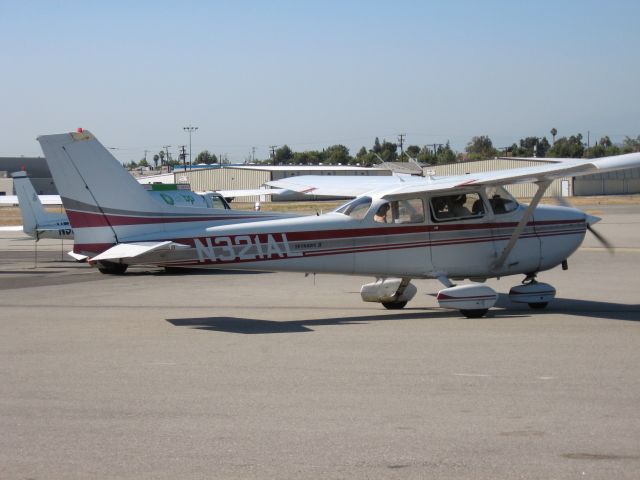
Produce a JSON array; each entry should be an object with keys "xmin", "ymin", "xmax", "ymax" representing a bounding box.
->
[
  {"xmin": 335, "ymin": 196, "xmax": 372, "ymax": 219},
  {"xmin": 485, "ymin": 186, "xmax": 518, "ymax": 214}
]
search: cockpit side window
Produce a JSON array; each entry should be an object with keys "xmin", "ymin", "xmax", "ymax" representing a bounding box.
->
[
  {"xmin": 373, "ymin": 198, "xmax": 425, "ymax": 224},
  {"xmin": 335, "ymin": 196, "xmax": 372, "ymax": 219},
  {"xmin": 430, "ymin": 192, "xmax": 484, "ymax": 222},
  {"xmin": 485, "ymin": 186, "xmax": 518, "ymax": 214}
]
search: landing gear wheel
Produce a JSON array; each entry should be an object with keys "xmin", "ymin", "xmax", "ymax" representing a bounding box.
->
[
  {"xmin": 382, "ymin": 300, "xmax": 408, "ymax": 310},
  {"xmin": 460, "ymin": 309, "xmax": 488, "ymax": 318},
  {"xmin": 164, "ymin": 266, "xmax": 183, "ymax": 274},
  {"xmin": 528, "ymin": 302, "xmax": 548, "ymax": 309},
  {"xmin": 97, "ymin": 261, "xmax": 128, "ymax": 275}
]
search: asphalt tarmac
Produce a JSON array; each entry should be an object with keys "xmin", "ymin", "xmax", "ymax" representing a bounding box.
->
[{"xmin": 0, "ymin": 205, "xmax": 639, "ymax": 479}]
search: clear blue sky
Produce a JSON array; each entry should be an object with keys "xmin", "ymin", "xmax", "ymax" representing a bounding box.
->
[{"xmin": 1, "ymin": 0, "xmax": 639, "ymax": 163}]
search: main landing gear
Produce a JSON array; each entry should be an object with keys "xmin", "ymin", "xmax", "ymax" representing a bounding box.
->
[
  {"xmin": 97, "ymin": 260, "xmax": 128, "ymax": 275},
  {"xmin": 361, "ymin": 273, "xmax": 557, "ymax": 318},
  {"xmin": 360, "ymin": 277, "xmax": 416, "ymax": 309}
]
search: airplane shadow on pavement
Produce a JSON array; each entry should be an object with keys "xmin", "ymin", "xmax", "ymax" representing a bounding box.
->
[
  {"xmin": 167, "ymin": 295, "xmax": 640, "ymax": 334},
  {"xmin": 494, "ymin": 295, "xmax": 640, "ymax": 322},
  {"xmin": 167, "ymin": 311, "xmax": 458, "ymax": 334}
]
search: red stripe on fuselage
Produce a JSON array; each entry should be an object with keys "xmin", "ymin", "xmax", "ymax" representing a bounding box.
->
[{"xmin": 66, "ymin": 209, "xmax": 270, "ymax": 228}]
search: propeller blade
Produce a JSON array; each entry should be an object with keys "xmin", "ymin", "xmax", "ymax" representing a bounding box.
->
[
  {"xmin": 554, "ymin": 196, "xmax": 614, "ymax": 254},
  {"xmin": 586, "ymin": 223, "xmax": 615, "ymax": 254}
]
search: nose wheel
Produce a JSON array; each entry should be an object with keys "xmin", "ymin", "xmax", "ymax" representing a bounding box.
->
[{"xmin": 509, "ymin": 274, "xmax": 556, "ymax": 310}]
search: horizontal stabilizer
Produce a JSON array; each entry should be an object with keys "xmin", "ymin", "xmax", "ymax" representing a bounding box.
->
[
  {"xmin": 67, "ymin": 251, "xmax": 89, "ymax": 262},
  {"xmin": 90, "ymin": 241, "xmax": 190, "ymax": 262}
]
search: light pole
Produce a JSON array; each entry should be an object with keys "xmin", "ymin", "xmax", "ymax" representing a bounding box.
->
[{"xmin": 183, "ymin": 125, "xmax": 198, "ymax": 170}]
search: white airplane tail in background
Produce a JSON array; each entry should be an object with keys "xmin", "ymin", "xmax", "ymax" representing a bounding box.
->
[{"xmin": 11, "ymin": 171, "xmax": 71, "ymax": 239}]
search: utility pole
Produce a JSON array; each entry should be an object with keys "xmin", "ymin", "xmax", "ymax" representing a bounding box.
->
[
  {"xmin": 397, "ymin": 133, "xmax": 406, "ymax": 159},
  {"xmin": 183, "ymin": 125, "xmax": 198, "ymax": 170},
  {"xmin": 179, "ymin": 145, "xmax": 187, "ymax": 171},
  {"xmin": 251, "ymin": 146, "xmax": 256, "ymax": 163},
  {"xmin": 143, "ymin": 149, "xmax": 149, "ymax": 164},
  {"xmin": 269, "ymin": 145, "xmax": 278, "ymax": 165},
  {"xmin": 162, "ymin": 145, "xmax": 171, "ymax": 168}
]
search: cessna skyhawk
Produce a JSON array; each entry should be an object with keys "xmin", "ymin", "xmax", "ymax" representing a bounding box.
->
[{"xmin": 38, "ymin": 129, "xmax": 640, "ymax": 317}]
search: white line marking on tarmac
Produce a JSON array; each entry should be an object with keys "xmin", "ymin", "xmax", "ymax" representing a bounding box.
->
[{"xmin": 454, "ymin": 373, "xmax": 491, "ymax": 377}]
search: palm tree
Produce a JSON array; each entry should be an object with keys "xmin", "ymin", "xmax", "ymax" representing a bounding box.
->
[
  {"xmin": 550, "ymin": 128, "xmax": 557, "ymax": 144},
  {"xmin": 153, "ymin": 154, "xmax": 160, "ymax": 169}
]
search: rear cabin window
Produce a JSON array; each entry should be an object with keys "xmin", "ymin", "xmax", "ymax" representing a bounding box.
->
[
  {"xmin": 373, "ymin": 198, "xmax": 425, "ymax": 224},
  {"xmin": 430, "ymin": 193, "xmax": 484, "ymax": 222}
]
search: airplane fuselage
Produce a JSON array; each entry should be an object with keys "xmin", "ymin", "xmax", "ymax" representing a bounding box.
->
[{"xmin": 114, "ymin": 192, "xmax": 588, "ymax": 281}]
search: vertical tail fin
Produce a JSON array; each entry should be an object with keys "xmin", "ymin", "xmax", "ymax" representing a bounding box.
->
[
  {"xmin": 11, "ymin": 171, "xmax": 68, "ymax": 238},
  {"xmin": 38, "ymin": 130, "xmax": 282, "ymax": 256},
  {"xmin": 37, "ymin": 130, "xmax": 165, "ymax": 253},
  {"xmin": 11, "ymin": 171, "xmax": 46, "ymax": 235}
]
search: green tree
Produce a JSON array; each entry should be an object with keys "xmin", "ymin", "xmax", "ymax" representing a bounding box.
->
[
  {"xmin": 465, "ymin": 135, "xmax": 497, "ymax": 160},
  {"xmin": 548, "ymin": 134, "xmax": 584, "ymax": 158},
  {"xmin": 435, "ymin": 142, "xmax": 458, "ymax": 164},
  {"xmin": 138, "ymin": 158, "xmax": 149, "ymax": 167},
  {"xmin": 152, "ymin": 154, "xmax": 160, "ymax": 169},
  {"xmin": 406, "ymin": 145, "xmax": 420, "ymax": 158},
  {"xmin": 158, "ymin": 150, "xmax": 165, "ymax": 166},
  {"xmin": 379, "ymin": 140, "xmax": 398, "ymax": 161},
  {"xmin": 623, "ymin": 135, "xmax": 640, "ymax": 153},
  {"xmin": 511, "ymin": 137, "xmax": 550, "ymax": 157},
  {"xmin": 584, "ymin": 136, "xmax": 620, "ymax": 158},
  {"xmin": 195, "ymin": 150, "xmax": 218, "ymax": 164},
  {"xmin": 550, "ymin": 128, "xmax": 557, "ymax": 144},
  {"xmin": 293, "ymin": 150, "xmax": 322, "ymax": 165},
  {"xmin": 354, "ymin": 146, "xmax": 376, "ymax": 166},
  {"xmin": 372, "ymin": 137, "xmax": 382, "ymax": 154},
  {"xmin": 417, "ymin": 146, "xmax": 436, "ymax": 164},
  {"xmin": 275, "ymin": 145, "xmax": 294, "ymax": 164},
  {"xmin": 324, "ymin": 144, "xmax": 350, "ymax": 164}
]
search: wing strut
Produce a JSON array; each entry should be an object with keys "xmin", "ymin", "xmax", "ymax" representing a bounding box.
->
[{"xmin": 492, "ymin": 180, "xmax": 551, "ymax": 273}]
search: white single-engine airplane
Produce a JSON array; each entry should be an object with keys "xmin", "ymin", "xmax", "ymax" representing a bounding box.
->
[{"xmin": 39, "ymin": 130, "xmax": 640, "ymax": 317}]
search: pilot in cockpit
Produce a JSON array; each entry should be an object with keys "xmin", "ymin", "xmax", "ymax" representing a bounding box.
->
[{"xmin": 374, "ymin": 202, "xmax": 390, "ymax": 223}]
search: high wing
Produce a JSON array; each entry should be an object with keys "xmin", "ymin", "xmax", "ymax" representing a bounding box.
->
[
  {"xmin": 379, "ymin": 153, "xmax": 640, "ymax": 197},
  {"xmin": 264, "ymin": 153, "xmax": 640, "ymax": 199},
  {"xmin": 265, "ymin": 174, "xmax": 425, "ymax": 198}
]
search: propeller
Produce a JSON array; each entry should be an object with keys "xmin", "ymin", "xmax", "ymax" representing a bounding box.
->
[
  {"xmin": 585, "ymin": 216, "xmax": 615, "ymax": 254},
  {"xmin": 554, "ymin": 197, "xmax": 615, "ymax": 254}
]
